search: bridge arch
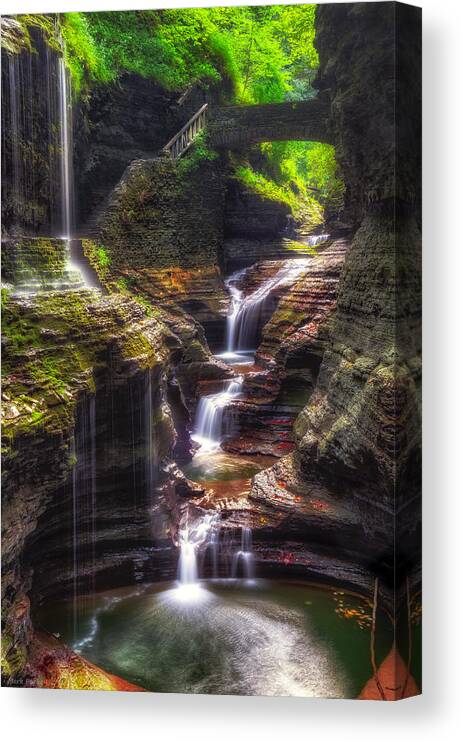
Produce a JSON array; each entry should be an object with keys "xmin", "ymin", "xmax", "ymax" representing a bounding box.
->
[{"xmin": 208, "ymin": 98, "xmax": 333, "ymax": 148}]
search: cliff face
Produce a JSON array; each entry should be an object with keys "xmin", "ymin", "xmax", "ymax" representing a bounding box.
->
[
  {"xmin": 1, "ymin": 28, "xmax": 64, "ymax": 236},
  {"xmin": 85, "ymin": 152, "xmax": 230, "ymax": 348},
  {"xmin": 74, "ymin": 75, "xmax": 226, "ymax": 231},
  {"xmin": 74, "ymin": 75, "xmax": 179, "ymax": 229},
  {"xmin": 314, "ymin": 2, "xmax": 421, "ymax": 226},
  {"xmin": 2, "ymin": 4, "xmax": 421, "ymax": 688},
  {"xmin": 1, "ymin": 281, "xmax": 225, "ymax": 684},
  {"xmin": 250, "ymin": 3, "xmax": 421, "ymax": 583},
  {"xmin": 223, "ymin": 240, "xmax": 348, "ymax": 457},
  {"xmin": 223, "ymin": 178, "xmax": 292, "ymax": 271}
]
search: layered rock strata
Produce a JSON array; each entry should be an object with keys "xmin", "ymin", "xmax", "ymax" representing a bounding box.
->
[
  {"xmin": 1, "ymin": 283, "xmax": 225, "ymax": 685},
  {"xmin": 249, "ymin": 2, "xmax": 422, "ymax": 594},
  {"xmin": 224, "ymin": 240, "xmax": 348, "ymax": 456}
]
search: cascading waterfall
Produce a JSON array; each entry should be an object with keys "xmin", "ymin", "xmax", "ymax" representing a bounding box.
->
[
  {"xmin": 308, "ymin": 233, "xmax": 329, "ymax": 247},
  {"xmin": 225, "ymin": 259, "xmax": 311, "ymax": 354},
  {"xmin": 191, "ymin": 377, "xmax": 243, "ymax": 454},
  {"xmin": 232, "ymin": 526, "xmax": 255, "ymax": 581},
  {"xmin": 224, "ymin": 268, "xmax": 250, "ymax": 355},
  {"xmin": 174, "ymin": 513, "xmax": 219, "ymax": 602},
  {"xmin": 192, "ymin": 260, "xmax": 310, "ymax": 454}
]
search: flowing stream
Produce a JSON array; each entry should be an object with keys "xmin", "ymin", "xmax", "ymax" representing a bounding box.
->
[
  {"xmin": 192, "ymin": 257, "xmax": 311, "ymax": 455},
  {"xmin": 191, "ymin": 377, "xmax": 243, "ymax": 454},
  {"xmin": 224, "ymin": 258, "xmax": 310, "ymax": 354}
]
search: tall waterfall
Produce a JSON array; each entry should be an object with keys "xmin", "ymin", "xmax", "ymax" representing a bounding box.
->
[
  {"xmin": 191, "ymin": 377, "xmax": 243, "ymax": 454},
  {"xmin": 2, "ymin": 28, "xmax": 69, "ymax": 234},
  {"xmin": 71, "ymin": 394, "xmax": 98, "ymax": 640},
  {"xmin": 224, "ymin": 268, "xmax": 250, "ymax": 353},
  {"xmin": 58, "ymin": 56, "xmax": 73, "ymax": 240}
]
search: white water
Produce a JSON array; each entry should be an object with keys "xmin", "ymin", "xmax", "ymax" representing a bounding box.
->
[
  {"xmin": 308, "ymin": 233, "xmax": 330, "ymax": 247},
  {"xmin": 174, "ymin": 515, "xmax": 256, "ymax": 603},
  {"xmin": 225, "ymin": 259, "xmax": 310, "ymax": 353},
  {"xmin": 224, "ymin": 268, "xmax": 249, "ymax": 353},
  {"xmin": 232, "ymin": 526, "xmax": 255, "ymax": 581},
  {"xmin": 58, "ymin": 56, "xmax": 73, "ymax": 241},
  {"xmin": 58, "ymin": 55, "xmax": 88, "ymax": 288},
  {"xmin": 192, "ymin": 259, "xmax": 311, "ymax": 454},
  {"xmin": 173, "ymin": 513, "xmax": 219, "ymax": 603},
  {"xmin": 191, "ymin": 376, "xmax": 243, "ymax": 454}
]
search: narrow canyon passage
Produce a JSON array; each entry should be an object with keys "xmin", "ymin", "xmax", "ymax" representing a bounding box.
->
[{"xmin": 2, "ymin": 5, "xmax": 421, "ymax": 697}]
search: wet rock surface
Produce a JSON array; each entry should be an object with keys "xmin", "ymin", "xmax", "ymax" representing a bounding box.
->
[{"xmin": 1, "ymin": 3, "xmax": 421, "ymax": 690}]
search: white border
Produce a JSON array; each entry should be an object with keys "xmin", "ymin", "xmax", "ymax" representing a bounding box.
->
[{"xmin": 1, "ymin": 1, "xmax": 461, "ymax": 739}]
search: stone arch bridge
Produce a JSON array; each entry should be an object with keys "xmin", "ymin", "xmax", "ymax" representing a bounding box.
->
[
  {"xmin": 208, "ymin": 99, "xmax": 333, "ymax": 148},
  {"xmin": 162, "ymin": 98, "xmax": 333, "ymax": 159}
]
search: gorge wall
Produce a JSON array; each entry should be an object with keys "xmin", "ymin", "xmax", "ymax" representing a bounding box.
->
[
  {"xmin": 1, "ymin": 4, "xmax": 421, "ymax": 687},
  {"xmin": 249, "ymin": 2, "xmax": 421, "ymax": 593}
]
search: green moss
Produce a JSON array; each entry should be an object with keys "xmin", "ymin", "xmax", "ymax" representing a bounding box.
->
[
  {"xmin": 1, "ymin": 238, "xmax": 68, "ymax": 285},
  {"xmin": 1, "ymin": 633, "xmax": 27, "ymax": 681},
  {"xmin": 286, "ymin": 239, "xmax": 318, "ymax": 256},
  {"xmin": 1, "ymin": 288, "xmax": 10, "ymax": 310},
  {"xmin": 177, "ymin": 133, "xmax": 218, "ymax": 177},
  {"xmin": 82, "ymin": 240, "xmax": 112, "ymax": 282},
  {"xmin": 133, "ymin": 295, "xmax": 153, "ymax": 317},
  {"xmin": 122, "ymin": 331, "xmax": 155, "ymax": 367}
]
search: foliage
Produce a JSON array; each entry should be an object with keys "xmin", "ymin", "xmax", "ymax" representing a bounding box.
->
[
  {"xmin": 177, "ymin": 133, "xmax": 218, "ymax": 176},
  {"xmin": 13, "ymin": 6, "xmax": 318, "ymax": 103},
  {"xmin": 61, "ymin": 13, "xmax": 100, "ymax": 93},
  {"xmin": 11, "ymin": 8, "xmax": 344, "ymax": 224},
  {"xmin": 1, "ymin": 288, "xmax": 10, "ymax": 311},
  {"xmin": 96, "ymin": 246, "xmax": 111, "ymax": 269},
  {"xmin": 236, "ymin": 140, "xmax": 344, "ymax": 224}
]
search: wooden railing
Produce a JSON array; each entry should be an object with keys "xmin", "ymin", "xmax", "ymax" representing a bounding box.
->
[{"xmin": 163, "ymin": 103, "xmax": 208, "ymax": 159}]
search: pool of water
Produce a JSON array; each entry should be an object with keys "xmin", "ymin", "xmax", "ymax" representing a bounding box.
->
[
  {"xmin": 183, "ymin": 451, "xmax": 274, "ymax": 483},
  {"xmin": 36, "ymin": 580, "xmax": 393, "ymax": 698}
]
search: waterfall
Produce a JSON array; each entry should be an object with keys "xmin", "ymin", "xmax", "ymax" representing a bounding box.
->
[
  {"xmin": 191, "ymin": 377, "xmax": 243, "ymax": 454},
  {"xmin": 225, "ymin": 259, "xmax": 310, "ymax": 354},
  {"xmin": 70, "ymin": 394, "xmax": 98, "ymax": 639},
  {"xmin": 232, "ymin": 526, "xmax": 255, "ymax": 581},
  {"xmin": 173, "ymin": 513, "xmax": 219, "ymax": 602},
  {"xmin": 71, "ymin": 434, "xmax": 78, "ymax": 641},
  {"xmin": 192, "ymin": 260, "xmax": 310, "ymax": 454},
  {"xmin": 7, "ymin": 54, "xmax": 21, "ymax": 217},
  {"xmin": 224, "ymin": 268, "xmax": 249, "ymax": 354},
  {"xmin": 144, "ymin": 370, "xmax": 154, "ymax": 498},
  {"xmin": 58, "ymin": 55, "xmax": 73, "ymax": 240},
  {"xmin": 178, "ymin": 538, "xmax": 198, "ymax": 586},
  {"xmin": 308, "ymin": 233, "xmax": 329, "ymax": 247},
  {"xmin": 57, "ymin": 50, "xmax": 90, "ymax": 287},
  {"xmin": 203, "ymin": 530, "xmax": 219, "ymax": 579}
]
